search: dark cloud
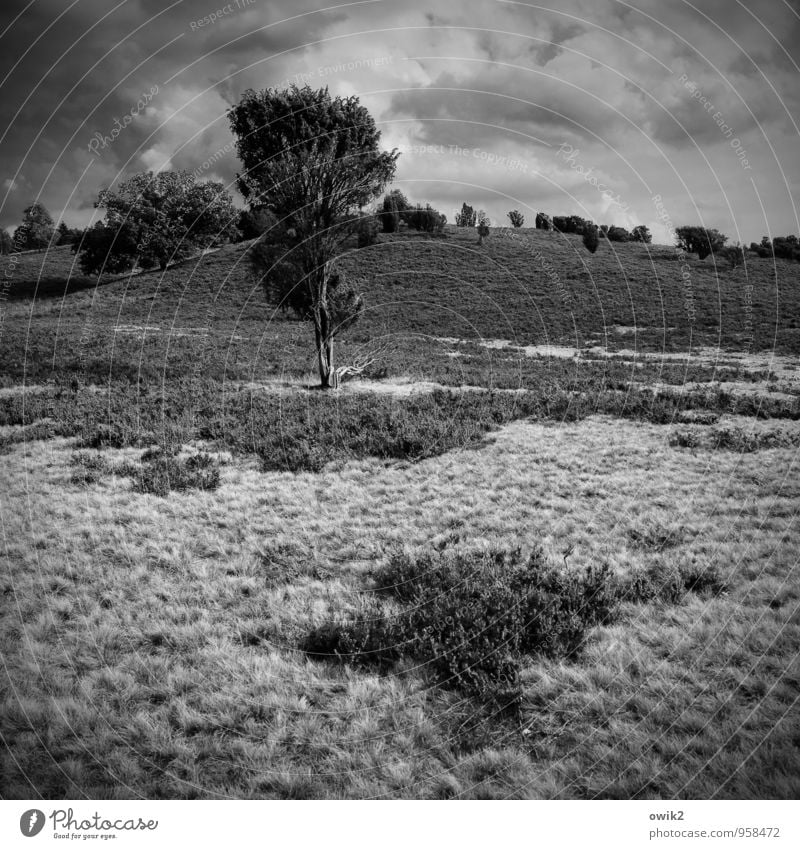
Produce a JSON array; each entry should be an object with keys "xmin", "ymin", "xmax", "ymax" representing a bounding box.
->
[{"xmin": 0, "ymin": 0, "xmax": 797, "ymax": 242}]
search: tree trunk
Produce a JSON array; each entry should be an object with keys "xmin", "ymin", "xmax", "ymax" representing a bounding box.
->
[{"xmin": 314, "ymin": 309, "xmax": 337, "ymax": 389}]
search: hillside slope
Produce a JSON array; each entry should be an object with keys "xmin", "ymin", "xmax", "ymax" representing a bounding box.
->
[{"xmin": 1, "ymin": 228, "xmax": 798, "ymax": 385}]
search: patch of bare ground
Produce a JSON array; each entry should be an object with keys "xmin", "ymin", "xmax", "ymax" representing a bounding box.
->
[{"xmin": 2, "ymin": 415, "xmax": 798, "ymax": 798}]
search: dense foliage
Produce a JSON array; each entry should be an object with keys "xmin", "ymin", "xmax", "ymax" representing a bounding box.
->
[{"xmin": 75, "ymin": 171, "xmax": 239, "ymax": 274}]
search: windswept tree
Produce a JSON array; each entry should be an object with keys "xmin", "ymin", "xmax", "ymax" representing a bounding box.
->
[
  {"xmin": 507, "ymin": 209, "xmax": 524, "ymax": 228},
  {"xmin": 14, "ymin": 202, "xmax": 55, "ymax": 250},
  {"xmin": 229, "ymin": 85, "xmax": 398, "ymax": 388},
  {"xmin": 75, "ymin": 171, "xmax": 239, "ymax": 274}
]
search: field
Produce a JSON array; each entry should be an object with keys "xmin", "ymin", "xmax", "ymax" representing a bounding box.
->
[{"xmin": 1, "ymin": 227, "xmax": 799, "ymax": 799}]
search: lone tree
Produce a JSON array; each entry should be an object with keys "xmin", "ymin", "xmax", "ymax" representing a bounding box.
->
[
  {"xmin": 75, "ymin": 171, "xmax": 238, "ymax": 274},
  {"xmin": 507, "ymin": 209, "xmax": 524, "ymax": 228},
  {"xmin": 632, "ymin": 225, "xmax": 652, "ymax": 244},
  {"xmin": 675, "ymin": 225, "xmax": 727, "ymax": 260},
  {"xmin": 229, "ymin": 85, "xmax": 398, "ymax": 388},
  {"xmin": 455, "ymin": 203, "xmax": 476, "ymax": 227},
  {"xmin": 14, "ymin": 202, "xmax": 55, "ymax": 250}
]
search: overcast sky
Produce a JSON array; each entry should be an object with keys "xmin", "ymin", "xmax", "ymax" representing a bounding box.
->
[{"xmin": 1, "ymin": 0, "xmax": 799, "ymax": 244}]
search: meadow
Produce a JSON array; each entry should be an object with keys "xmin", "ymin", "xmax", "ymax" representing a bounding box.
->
[{"xmin": 1, "ymin": 226, "xmax": 799, "ymax": 799}]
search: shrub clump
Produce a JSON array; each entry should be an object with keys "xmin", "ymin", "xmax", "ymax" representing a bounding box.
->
[
  {"xmin": 303, "ymin": 547, "xmax": 617, "ymax": 702},
  {"xmin": 619, "ymin": 558, "xmax": 726, "ymax": 604},
  {"xmin": 70, "ymin": 451, "xmax": 109, "ymax": 484},
  {"xmin": 670, "ymin": 426, "xmax": 800, "ymax": 452},
  {"xmin": 131, "ymin": 448, "xmax": 221, "ymax": 496}
]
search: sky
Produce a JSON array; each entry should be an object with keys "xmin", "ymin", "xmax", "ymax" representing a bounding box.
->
[{"xmin": 1, "ymin": 0, "xmax": 799, "ymax": 245}]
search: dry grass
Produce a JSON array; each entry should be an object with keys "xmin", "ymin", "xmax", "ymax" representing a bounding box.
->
[{"xmin": 2, "ymin": 415, "xmax": 798, "ymax": 798}]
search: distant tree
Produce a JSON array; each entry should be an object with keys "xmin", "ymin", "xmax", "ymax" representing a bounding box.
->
[
  {"xmin": 507, "ymin": 209, "xmax": 524, "ymax": 228},
  {"xmin": 772, "ymin": 235, "xmax": 800, "ymax": 261},
  {"xmin": 74, "ymin": 220, "xmax": 142, "ymax": 275},
  {"xmin": 386, "ymin": 189, "xmax": 410, "ymax": 216},
  {"xmin": 408, "ymin": 204, "xmax": 446, "ymax": 235},
  {"xmin": 55, "ymin": 221, "xmax": 83, "ymax": 246},
  {"xmin": 381, "ymin": 193, "xmax": 400, "ymax": 233},
  {"xmin": 675, "ymin": 225, "xmax": 727, "ymax": 260},
  {"xmin": 582, "ymin": 224, "xmax": 599, "ymax": 254},
  {"xmin": 535, "ymin": 212, "xmax": 552, "ymax": 230},
  {"xmin": 477, "ymin": 210, "xmax": 490, "ymax": 245},
  {"xmin": 455, "ymin": 203, "xmax": 477, "ymax": 227},
  {"xmin": 229, "ymin": 85, "xmax": 398, "ymax": 389},
  {"xmin": 599, "ymin": 224, "xmax": 609, "ymax": 238},
  {"xmin": 13, "ymin": 202, "xmax": 55, "ymax": 250},
  {"xmin": 749, "ymin": 236, "xmax": 772, "ymax": 258},
  {"xmin": 0, "ymin": 230, "xmax": 13, "ymax": 254},
  {"xmin": 76, "ymin": 171, "xmax": 239, "ymax": 275},
  {"xmin": 632, "ymin": 225, "xmax": 652, "ymax": 244},
  {"xmin": 606, "ymin": 225, "xmax": 632, "ymax": 242},
  {"xmin": 238, "ymin": 206, "xmax": 274, "ymax": 240},
  {"xmin": 721, "ymin": 244, "xmax": 745, "ymax": 269},
  {"xmin": 552, "ymin": 215, "xmax": 589, "ymax": 235}
]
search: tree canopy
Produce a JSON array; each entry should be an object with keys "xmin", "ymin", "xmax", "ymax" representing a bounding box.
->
[
  {"xmin": 75, "ymin": 170, "xmax": 238, "ymax": 275},
  {"xmin": 14, "ymin": 202, "xmax": 55, "ymax": 250}
]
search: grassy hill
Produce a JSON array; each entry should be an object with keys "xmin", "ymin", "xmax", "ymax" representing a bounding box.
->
[
  {"xmin": 1, "ymin": 226, "xmax": 799, "ymax": 800},
  {"xmin": 2, "ymin": 227, "xmax": 798, "ymax": 387}
]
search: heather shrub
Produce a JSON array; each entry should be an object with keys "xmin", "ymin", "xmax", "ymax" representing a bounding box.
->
[
  {"xmin": 306, "ymin": 547, "xmax": 618, "ymax": 702},
  {"xmin": 131, "ymin": 448, "xmax": 221, "ymax": 496}
]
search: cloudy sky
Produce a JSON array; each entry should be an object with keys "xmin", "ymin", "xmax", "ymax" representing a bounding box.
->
[{"xmin": 1, "ymin": 0, "xmax": 799, "ymax": 244}]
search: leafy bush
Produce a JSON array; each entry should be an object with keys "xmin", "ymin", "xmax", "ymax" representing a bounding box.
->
[
  {"xmin": 507, "ymin": 210, "xmax": 524, "ymax": 228},
  {"xmin": 772, "ymin": 235, "xmax": 800, "ymax": 261},
  {"xmin": 305, "ymin": 547, "xmax": 617, "ymax": 701},
  {"xmin": 606, "ymin": 225, "xmax": 632, "ymax": 242},
  {"xmin": 632, "ymin": 225, "xmax": 652, "ymax": 244},
  {"xmin": 721, "ymin": 244, "xmax": 745, "ymax": 269},
  {"xmin": 407, "ymin": 204, "xmax": 446, "ymax": 235}
]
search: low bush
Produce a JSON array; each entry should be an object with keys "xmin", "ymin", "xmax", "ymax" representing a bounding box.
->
[
  {"xmin": 671, "ymin": 425, "xmax": 800, "ymax": 452},
  {"xmin": 619, "ymin": 558, "xmax": 726, "ymax": 604},
  {"xmin": 69, "ymin": 451, "xmax": 109, "ymax": 484},
  {"xmin": 305, "ymin": 547, "xmax": 617, "ymax": 702},
  {"xmin": 130, "ymin": 448, "xmax": 221, "ymax": 496}
]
